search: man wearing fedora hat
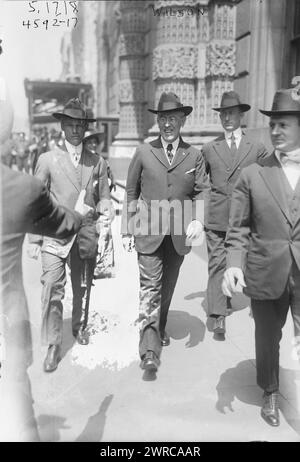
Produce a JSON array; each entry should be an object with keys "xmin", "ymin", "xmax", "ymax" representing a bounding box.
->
[
  {"xmin": 201, "ymin": 91, "xmax": 268, "ymax": 338},
  {"xmin": 28, "ymin": 98, "xmax": 112, "ymax": 372},
  {"xmin": 222, "ymin": 87, "xmax": 300, "ymax": 427},
  {"xmin": 121, "ymin": 92, "xmax": 208, "ymax": 373}
]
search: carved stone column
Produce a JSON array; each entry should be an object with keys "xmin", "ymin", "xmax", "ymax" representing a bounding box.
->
[
  {"xmin": 148, "ymin": 0, "xmax": 201, "ymax": 143},
  {"xmin": 205, "ymin": 2, "xmax": 236, "ymax": 128},
  {"xmin": 112, "ymin": 0, "xmax": 146, "ymax": 158},
  {"xmin": 147, "ymin": 0, "xmax": 237, "ymax": 146}
]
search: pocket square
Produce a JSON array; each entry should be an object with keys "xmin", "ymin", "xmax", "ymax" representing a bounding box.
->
[{"xmin": 185, "ymin": 168, "xmax": 196, "ymax": 174}]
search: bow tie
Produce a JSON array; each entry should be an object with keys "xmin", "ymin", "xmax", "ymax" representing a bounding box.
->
[{"xmin": 280, "ymin": 152, "xmax": 300, "ymax": 165}]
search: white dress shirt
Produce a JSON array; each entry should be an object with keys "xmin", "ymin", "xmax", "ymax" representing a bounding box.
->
[
  {"xmin": 65, "ymin": 140, "xmax": 83, "ymax": 168},
  {"xmin": 224, "ymin": 127, "xmax": 242, "ymax": 149},
  {"xmin": 161, "ymin": 137, "xmax": 180, "ymax": 164},
  {"xmin": 275, "ymin": 149, "xmax": 300, "ymax": 190}
]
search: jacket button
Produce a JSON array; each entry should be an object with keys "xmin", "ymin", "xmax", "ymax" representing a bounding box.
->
[{"xmin": 226, "ymin": 168, "xmax": 230, "ymax": 172}]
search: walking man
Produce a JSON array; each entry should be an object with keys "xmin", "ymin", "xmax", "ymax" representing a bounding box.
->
[
  {"xmin": 202, "ymin": 91, "xmax": 268, "ymax": 338},
  {"xmin": 122, "ymin": 92, "xmax": 208, "ymax": 374},
  {"xmin": 28, "ymin": 98, "xmax": 112, "ymax": 372},
  {"xmin": 222, "ymin": 88, "xmax": 300, "ymax": 426}
]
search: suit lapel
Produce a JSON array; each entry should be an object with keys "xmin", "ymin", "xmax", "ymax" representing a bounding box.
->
[
  {"xmin": 259, "ymin": 154, "xmax": 293, "ymax": 226},
  {"xmin": 230, "ymin": 134, "xmax": 252, "ymax": 172},
  {"xmin": 57, "ymin": 145, "xmax": 81, "ymax": 192},
  {"xmin": 213, "ymin": 137, "xmax": 232, "ymax": 168},
  {"xmin": 169, "ymin": 138, "xmax": 190, "ymax": 170},
  {"xmin": 150, "ymin": 137, "xmax": 170, "ymax": 169},
  {"xmin": 80, "ymin": 148, "xmax": 95, "ymax": 190}
]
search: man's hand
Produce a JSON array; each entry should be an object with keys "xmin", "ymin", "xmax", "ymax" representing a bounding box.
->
[
  {"xmin": 186, "ymin": 220, "xmax": 203, "ymax": 240},
  {"xmin": 122, "ymin": 235, "xmax": 135, "ymax": 252},
  {"xmin": 27, "ymin": 243, "xmax": 41, "ymax": 260},
  {"xmin": 222, "ymin": 267, "xmax": 246, "ymax": 298},
  {"xmin": 75, "ymin": 190, "xmax": 93, "ymax": 216}
]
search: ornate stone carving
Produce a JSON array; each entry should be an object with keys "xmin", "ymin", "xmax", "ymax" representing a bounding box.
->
[
  {"xmin": 212, "ymin": 4, "xmax": 236, "ymax": 40},
  {"xmin": 122, "ymin": 10, "xmax": 146, "ymax": 33},
  {"xmin": 119, "ymin": 80, "xmax": 145, "ymax": 103},
  {"xmin": 120, "ymin": 58, "xmax": 145, "ymax": 80},
  {"xmin": 206, "ymin": 41, "xmax": 236, "ymax": 77},
  {"xmin": 119, "ymin": 34, "xmax": 145, "ymax": 56},
  {"xmin": 153, "ymin": 45, "xmax": 197, "ymax": 80}
]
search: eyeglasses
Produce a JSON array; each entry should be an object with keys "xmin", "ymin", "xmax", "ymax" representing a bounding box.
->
[{"xmin": 158, "ymin": 115, "xmax": 182, "ymax": 125}]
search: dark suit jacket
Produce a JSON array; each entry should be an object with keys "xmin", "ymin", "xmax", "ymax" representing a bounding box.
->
[
  {"xmin": 0, "ymin": 165, "xmax": 82, "ymax": 365},
  {"xmin": 30, "ymin": 143, "xmax": 111, "ymax": 259},
  {"xmin": 202, "ymin": 132, "xmax": 268, "ymax": 231},
  {"xmin": 121, "ymin": 137, "xmax": 208, "ymax": 255},
  {"xmin": 225, "ymin": 153, "xmax": 300, "ymax": 300}
]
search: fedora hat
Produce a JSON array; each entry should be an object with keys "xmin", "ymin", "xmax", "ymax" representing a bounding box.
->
[
  {"xmin": 83, "ymin": 127, "xmax": 105, "ymax": 144},
  {"xmin": 53, "ymin": 97, "xmax": 96, "ymax": 122},
  {"xmin": 259, "ymin": 88, "xmax": 300, "ymax": 116},
  {"xmin": 212, "ymin": 91, "xmax": 250, "ymax": 112},
  {"xmin": 148, "ymin": 92, "xmax": 193, "ymax": 116}
]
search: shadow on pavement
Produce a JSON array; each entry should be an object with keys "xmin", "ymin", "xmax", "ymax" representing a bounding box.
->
[
  {"xmin": 75, "ymin": 394, "xmax": 114, "ymax": 442},
  {"xmin": 37, "ymin": 414, "xmax": 70, "ymax": 442},
  {"xmin": 142, "ymin": 370, "xmax": 157, "ymax": 381},
  {"xmin": 61, "ymin": 317, "xmax": 76, "ymax": 360},
  {"xmin": 167, "ymin": 310, "xmax": 206, "ymax": 347},
  {"xmin": 216, "ymin": 359, "xmax": 300, "ymax": 436}
]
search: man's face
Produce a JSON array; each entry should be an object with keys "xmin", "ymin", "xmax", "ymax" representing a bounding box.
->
[
  {"xmin": 61, "ymin": 118, "xmax": 87, "ymax": 146},
  {"xmin": 157, "ymin": 111, "xmax": 185, "ymax": 143},
  {"xmin": 219, "ymin": 107, "xmax": 243, "ymax": 132},
  {"xmin": 269, "ymin": 115, "xmax": 300, "ymax": 152}
]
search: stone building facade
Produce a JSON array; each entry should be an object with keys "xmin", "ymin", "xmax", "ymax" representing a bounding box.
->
[{"xmin": 60, "ymin": 0, "xmax": 299, "ymax": 160}]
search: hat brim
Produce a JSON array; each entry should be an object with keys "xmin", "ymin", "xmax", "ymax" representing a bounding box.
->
[
  {"xmin": 83, "ymin": 132, "xmax": 104, "ymax": 143},
  {"xmin": 52, "ymin": 112, "xmax": 97, "ymax": 122},
  {"xmin": 148, "ymin": 106, "xmax": 193, "ymax": 116},
  {"xmin": 212, "ymin": 103, "xmax": 251, "ymax": 113},
  {"xmin": 259, "ymin": 109, "xmax": 300, "ymax": 116}
]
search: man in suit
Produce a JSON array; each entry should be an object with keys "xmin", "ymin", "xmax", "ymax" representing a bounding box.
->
[
  {"xmin": 28, "ymin": 98, "xmax": 112, "ymax": 372},
  {"xmin": 1, "ymin": 165, "xmax": 83, "ymax": 440},
  {"xmin": 202, "ymin": 91, "xmax": 268, "ymax": 338},
  {"xmin": 121, "ymin": 92, "xmax": 208, "ymax": 373},
  {"xmin": 222, "ymin": 88, "xmax": 300, "ymax": 427}
]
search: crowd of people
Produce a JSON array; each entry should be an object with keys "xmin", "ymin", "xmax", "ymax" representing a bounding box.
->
[
  {"xmin": 1, "ymin": 127, "xmax": 64, "ymax": 174},
  {"xmin": 1, "ymin": 84, "xmax": 300, "ymax": 441}
]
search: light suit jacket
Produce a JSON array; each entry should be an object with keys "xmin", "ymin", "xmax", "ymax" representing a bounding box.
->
[{"xmin": 30, "ymin": 143, "xmax": 111, "ymax": 258}]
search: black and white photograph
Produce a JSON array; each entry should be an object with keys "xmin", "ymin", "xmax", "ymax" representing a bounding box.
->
[{"xmin": 0, "ymin": 0, "xmax": 300, "ymax": 444}]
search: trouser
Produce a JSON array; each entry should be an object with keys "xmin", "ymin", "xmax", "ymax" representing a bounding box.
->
[
  {"xmin": 205, "ymin": 228, "xmax": 232, "ymax": 317},
  {"xmin": 40, "ymin": 242, "xmax": 95, "ymax": 345},
  {"xmin": 137, "ymin": 236, "xmax": 184, "ymax": 360},
  {"xmin": 251, "ymin": 259, "xmax": 300, "ymax": 393}
]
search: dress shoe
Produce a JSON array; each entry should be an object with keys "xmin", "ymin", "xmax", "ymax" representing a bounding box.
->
[
  {"xmin": 74, "ymin": 328, "xmax": 89, "ymax": 345},
  {"xmin": 43, "ymin": 345, "xmax": 61, "ymax": 372},
  {"xmin": 160, "ymin": 331, "xmax": 170, "ymax": 347},
  {"xmin": 140, "ymin": 351, "xmax": 160, "ymax": 372},
  {"xmin": 261, "ymin": 392, "xmax": 280, "ymax": 427},
  {"xmin": 213, "ymin": 316, "xmax": 226, "ymax": 334}
]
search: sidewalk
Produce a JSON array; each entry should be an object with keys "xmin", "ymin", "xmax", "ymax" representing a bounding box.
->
[{"xmin": 23, "ymin": 217, "xmax": 300, "ymax": 442}]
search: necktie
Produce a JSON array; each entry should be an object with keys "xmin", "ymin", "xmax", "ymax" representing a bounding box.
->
[
  {"xmin": 166, "ymin": 143, "xmax": 173, "ymax": 164},
  {"xmin": 230, "ymin": 133, "xmax": 237, "ymax": 158},
  {"xmin": 74, "ymin": 150, "xmax": 80, "ymax": 166}
]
